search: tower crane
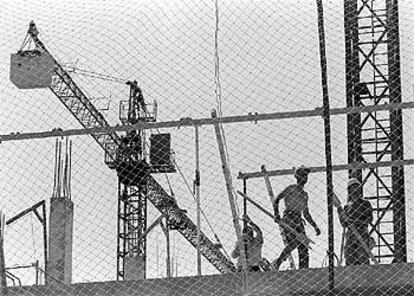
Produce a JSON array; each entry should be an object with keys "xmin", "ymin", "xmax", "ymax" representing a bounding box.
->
[
  {"xmin": 12, "ymin": 21, "xmax": 236, "ymax": 280},
  {"xmin": 344, "ymin": 0, "xmax": 406, "ymax": 263}
]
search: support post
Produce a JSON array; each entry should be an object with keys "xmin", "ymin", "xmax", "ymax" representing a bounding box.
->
[
  {"xmin": 35, "ymin": 261, "xmax": 39, "ymax": 286},
  {"xmin": 0, "ymin": 213, "xmax": 7, "ymax": 296},
  {"xmin": 195, "ymin": 125, "xmax": 201, "ymax": 276},
  {"xmin": 316, "ymin": 0, "xmax": 335, "ymax": 293},
  {"xmin": 212, "ymin": 110, "xmax": 247, "ymax": 277},
  {"xmin": 41, "ymin": 202, "xmax": 48, "ymax": 284},
  {"xmin": 160, "ymin": 219, "xmax": 171, "ymax": 278},
  {"xmin": 242, "ymin": 179, "xmax": 248, "ymax": 273}
]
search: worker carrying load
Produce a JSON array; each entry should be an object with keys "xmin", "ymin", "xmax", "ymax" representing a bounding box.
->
[
  {"xmin": 231, "ymin": 214, "xmax": 264, "ymax": 272},
  {"xmin": 272, "ymin": 166, "xmax": 321, "ymax": 270},
  {"xmin": 335, "ymin": 178, "xmax": 374, "ymax": 266}
]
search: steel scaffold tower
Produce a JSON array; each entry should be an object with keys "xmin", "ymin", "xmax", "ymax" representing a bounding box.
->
[{"xmin": 344, "ymin": 0, "xmax": 406, "ymax": 263}]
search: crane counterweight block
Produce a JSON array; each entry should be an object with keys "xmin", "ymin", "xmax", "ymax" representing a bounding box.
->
[{"xmin": 10, "ymin": 50, "xmax": 55, "ymax": 89}]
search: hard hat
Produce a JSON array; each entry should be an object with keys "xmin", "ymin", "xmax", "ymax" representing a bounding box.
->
[
  {"xmin": 293, "ymin": 166, "xmax": 311, "ymax": 177},
  {"xmin": 348, "ymin": 178, "xmax": 361, "ymax": 187}
]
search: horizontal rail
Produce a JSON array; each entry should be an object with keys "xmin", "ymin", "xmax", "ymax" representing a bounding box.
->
[
  {"xmin": 1, "ymin": 102, "xmax": 413, "ymax": 143},
  {"xmin": 238, "ymin": 159, "xmax": 414, "ymax": 180}
]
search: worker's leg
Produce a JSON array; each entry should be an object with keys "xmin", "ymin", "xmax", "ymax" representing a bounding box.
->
[
  {"xmin": 345, "ymin": 237, "xmax": 370, "ymax": 266},
  {"xmin": 355, "ymin": 244, "xmax": 370, "ymax": 265},
  {"xmin": 274, "ymin": 212, "xmax": 303, "ymax": 270},
  {"xmin": 344, "ymin": 241, "xmax": 358, "ymax": 266},
  {"xmin": 273, "ymin": 240, "xmax": 297, "ymax": 270},
  {"xmin": 297, "ymin": 242, "xmax": 309, "ymax": 269},
  {"xmin": 273, "ymin": 220, "xmax": 298, "ymax": 270},
  {"xmin": 296, "ymin": 223, "xmax": 308, "ymax": 269}
]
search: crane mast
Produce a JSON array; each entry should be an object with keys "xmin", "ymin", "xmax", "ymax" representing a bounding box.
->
[
  {"xmin": 17, "ymin": 21, "xmax": 236, "ymax": 280},
  {"xmin": 113, "ymin": 80, "xmax": 154, "ymax": 280},
  {"xmin": 344, "ymin": 0, "xmax": 406, "ymax": 263}
]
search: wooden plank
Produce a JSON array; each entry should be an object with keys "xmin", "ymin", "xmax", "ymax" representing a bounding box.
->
[{"xmin": 212, "ymin": 110, "xmax": 247, "ymax": 272}]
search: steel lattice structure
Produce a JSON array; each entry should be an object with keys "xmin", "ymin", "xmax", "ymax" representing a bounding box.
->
[
  {"xmin": 344, "ymin": 0, "xmax": 406, "ymax": 263},
  {"xmin": 21, "ymin": 22, "xmax": 236, "ymax": 281}
]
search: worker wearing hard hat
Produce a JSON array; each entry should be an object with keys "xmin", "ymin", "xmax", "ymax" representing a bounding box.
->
[
  {"xmin": 338, "ymin": 178, "xmax": 373, "ymax": 265},
  {"xmin": 272, "ymin": 166, "xmax": 321, "ymax": 270}
]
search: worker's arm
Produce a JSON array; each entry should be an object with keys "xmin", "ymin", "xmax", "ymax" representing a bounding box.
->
[
  {"xmin": 273, "ymin": 188, "xmax": 288, "ymax": 222},
  {"xmin": 338, "ymin": 204, "xmax": 354, "ymax": 228},
  {"xmin": 332, "ymin": 191, "xmax": 351, "ymax": 227},
  {"xmin": 248, "ymin": 218, "xmax": 263, "ymax": 245},
  {"xmin": 341, "ymin": 200, "xmax": 372, "ymax": 228},
  {"xmin": 338, "ymin": 209, "xmax": 348, "ymax": 227},
  {"xmin": 303, "ymin": 203, "xmax": 321, "ymax": 236},
  {"xmin": 231, "ymin": 242, "xmax": 240, "ymax": 258}
]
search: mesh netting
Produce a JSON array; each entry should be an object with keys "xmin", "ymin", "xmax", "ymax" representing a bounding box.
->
[{"xmin": 1, "ymin": 0, "xmax": 414, "ymax": 295}]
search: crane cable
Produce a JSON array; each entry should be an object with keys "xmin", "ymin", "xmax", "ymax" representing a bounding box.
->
[
  {"xmin": 36, "ymin": 27, "xmax": 126, "ymax": 84},
  {"xmin": 65, "ymin": 66, "xmax": 127, "ymax": 84},
  {"xmin": 214, "ymin": 0, "xmax": 240, "ymax": 216}
]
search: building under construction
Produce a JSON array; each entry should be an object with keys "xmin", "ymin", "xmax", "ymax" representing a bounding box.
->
[{"xmin": 1, "ymin": 0, "xmax": 414, "ymax": 295}]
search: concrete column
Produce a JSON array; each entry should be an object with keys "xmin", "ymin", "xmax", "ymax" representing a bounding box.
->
[
  {"xmin": 47, "ymin": 197, "xmax": 73, "ymax": 284},
  {"xmin": 124, "ymin": 255, "xmax": 145, "ymax": 281}
]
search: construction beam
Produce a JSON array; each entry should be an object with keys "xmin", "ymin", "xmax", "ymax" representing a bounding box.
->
[
  {"xmin": 238, "ymin": 159, "xmax": 414, "ymax": 180},
  {"xmin": 1, "ymin": 102, "xmax": 414, "ymax": 143},
  {"xmin": 5, "ymin": 201, "xmax": 45, "ymax": 225}
]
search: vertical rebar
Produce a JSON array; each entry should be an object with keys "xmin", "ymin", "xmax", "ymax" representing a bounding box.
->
[{"xmin": 316, "ymin": 0, "xmax": 335, "ymax": 294}]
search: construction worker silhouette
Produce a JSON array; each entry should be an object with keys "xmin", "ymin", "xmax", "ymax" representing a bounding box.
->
[
  {"xmin": 338, "ymin": 178, "xmax": 373, "ymax": 265},
  {"xmin": 272, "ymin": 166, "xmax": 321, "ymax": 270},
  {"xmin": 231, "ymin": 214, "xmax": 264, "ymax": 271}
]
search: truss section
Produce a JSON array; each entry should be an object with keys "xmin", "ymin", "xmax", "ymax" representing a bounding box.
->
[
  {"xmin": 344, "ymin": 0, "xmax": 406, "ymax": 263},
  {"xmin": 146, "ymin": 177, "xmax": 236, "ymax": 273},
  {"xmin": 26, "ymin": 22, "xmax": 121, "ymax": 162}
]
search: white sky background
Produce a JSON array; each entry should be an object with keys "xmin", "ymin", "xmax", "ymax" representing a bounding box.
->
[{"xmin": 0, "ymin": 0, "xmax": 414, "ymax": 285}]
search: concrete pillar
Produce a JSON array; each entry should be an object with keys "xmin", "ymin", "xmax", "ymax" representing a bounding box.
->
[
  {"xmin": 124, "ymin": 255, "xmax": 145, "ymax": 281},
  {"xmin": 47, "ymin": 197, "xmax": 73, "ymax": 284}
]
